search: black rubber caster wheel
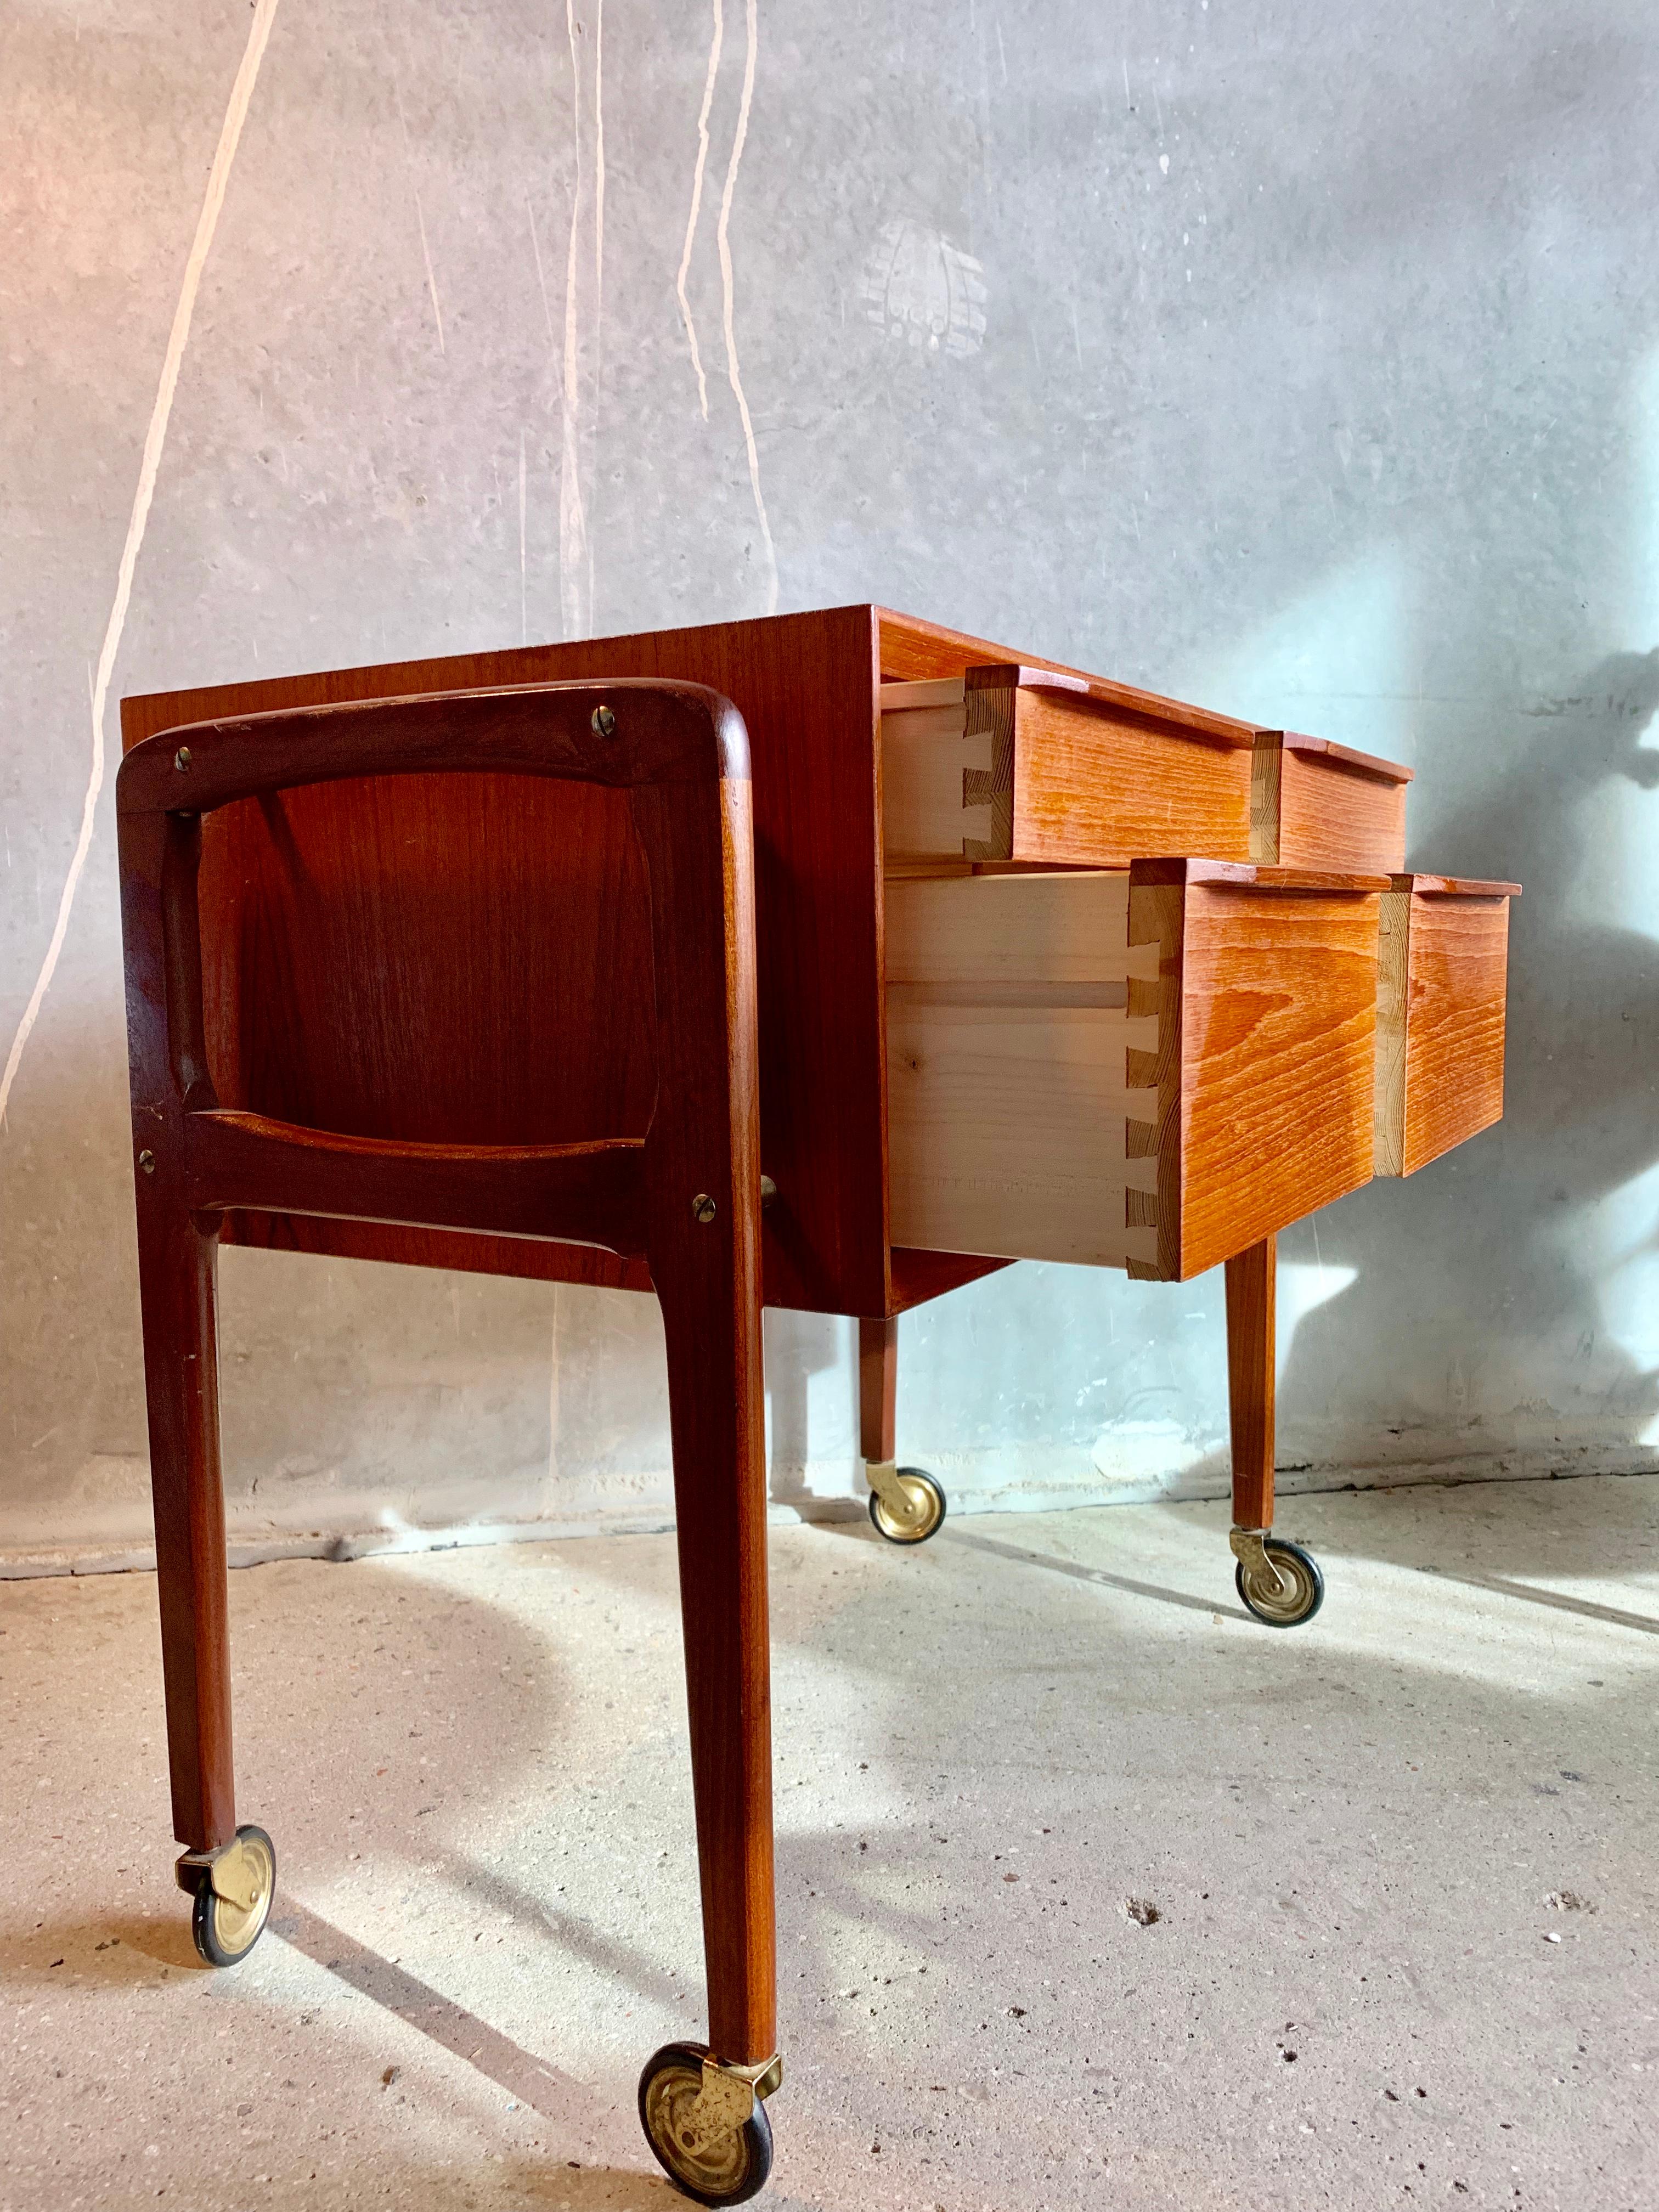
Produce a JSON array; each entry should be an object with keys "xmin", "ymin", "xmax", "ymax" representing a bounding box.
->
[
  {"xmin": 638, "ymin": 2042, "xmax": 774, "ymax": 2205},
  {"xmin": 187, "ymin": 1824, "xmax": 276, "ymax": 1967},
  {"xmin": 867, "ymin": 1466, "xmax": 946, "ymax": 1545},
  {"xmin": 1235, "ymin": 1539, "xmax": 1324, "ymax": 1628}
]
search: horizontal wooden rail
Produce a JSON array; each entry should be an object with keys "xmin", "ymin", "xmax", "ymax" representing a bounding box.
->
[
  {"xmin": 117, "ymin": 678, "xmax": 747, "ymax": 816},
  {"xmin": 183, "ymin": 1109, "xmax": 648, "ymax": 1257}
]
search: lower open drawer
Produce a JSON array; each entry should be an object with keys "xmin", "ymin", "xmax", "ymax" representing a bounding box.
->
[{"xmin": 885, "ymin": 862, "xmax": 1385, "ymax": 1280}]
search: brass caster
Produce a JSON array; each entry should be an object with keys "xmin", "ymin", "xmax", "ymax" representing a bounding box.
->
[
  {"xmin": 866, "ymin": 1460, "xmax": 946, "ymax": 1545},
  {"xmin": 638, "ymin": 2043, "xmax": 780, "ymax": 2205},
  {"xmin": 177, "ymin": 1824, "xmax": 276, "ymax": 1967},
  {"xmin": 1230, "ymin": 1528, "xmax": 1325, "ymax": 1628}
]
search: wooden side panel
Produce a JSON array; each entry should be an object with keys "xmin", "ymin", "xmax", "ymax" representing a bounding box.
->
[
  {"xmin": 123, "ymin": 606, "xmax": 889, "ymax": 1317},
  {"xmin": 885, "ymin": 1002, "xmax": 1160, "ymax": 1265},
  {"xmin": 1128, "ymin": 863, "xmax": 1383, "ymax": 1280},
  {"xmin": 1374, "ymin": 878, "xmax": 1513, "ymax": 1177},
  {"xmin": 881, "ymin": 693, "xmax": 982, "ymax": 857},
  {"xmin": 1273, "ymin": 740, "xmax": 1409, "ymax": 874},
  {"xmin": 884, "ymin": 871, "xmax": 1159, "ymax": 1266},
  {"xmin": 884, "ymin": 869, "xmax": 1149, "ymax": 992}
]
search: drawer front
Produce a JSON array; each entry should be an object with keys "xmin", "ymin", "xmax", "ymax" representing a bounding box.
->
[
  {"xmin": 1252, "ymin": 734, "xmax": 1412, "ymax": 874},
  {"xmin": 882, "ymin": 669, "xmax": 1413, "ymax": 881},
  {"xmin": 1127, "ymin": 863, "xmax": 1384, "ymax": 1280},
  {"xmin": 885, "ymin": 864, "xmax": 1385, "ymax": 1278},
  {"xmin": 882, "ymin": 670, "xmax": 1256, "ymax": 867},
  {"xmin": 1374, "ymin": 875, "xmax": 1517, "ymax": 1177}
]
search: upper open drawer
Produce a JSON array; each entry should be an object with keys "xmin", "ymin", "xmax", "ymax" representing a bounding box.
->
[
  {"xmin": 885, "ymin": 861, "xmax": 1386, "ymax": 1282},
  {"xmin": 882, "ymin": 666, "xmax": 1412, "ymax": 876}
]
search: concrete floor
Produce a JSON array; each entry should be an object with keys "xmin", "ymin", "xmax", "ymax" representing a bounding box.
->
[{"xmin": 3, "ymin": 1475, "xmax": 1656, "ymax": 2212}]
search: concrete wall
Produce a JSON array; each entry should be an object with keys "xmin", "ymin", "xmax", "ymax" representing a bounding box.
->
[{"xmin": 5, "ymin": 0, "xmax": 1659, "ymax": 1566}]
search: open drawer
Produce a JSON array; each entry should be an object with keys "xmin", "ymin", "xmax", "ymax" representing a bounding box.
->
[
  {"xmin": 1374, "ymin": 874, "xmax": 1519, "ymax": 1177},
  {"xmin": 881, "ymin": 668, "xmax": 1411, "ymax": 874},
  {"xmin": 885, "ymin": 861, "xmax": 1386, "ymax": 1281}
]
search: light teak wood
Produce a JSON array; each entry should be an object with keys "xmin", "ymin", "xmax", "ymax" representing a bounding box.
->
[
  {"xmin": 1126, "ymin": 861, "xmax": 1386, "ymax": 1282},
  {"xmin": 881, "ymin": 668, "xmax": 1256, "ymax": 868},
  {"xmin": 1374, "ymin": 874, "xmax": 1518, "ymax": 1178},
  {"xmin": 1250, "ymin": 732, "xmax": 1412, "ymax": 874},
  {"xmin": 119, "ymin": 679, "xmax": 777, "ymax": 2063}
]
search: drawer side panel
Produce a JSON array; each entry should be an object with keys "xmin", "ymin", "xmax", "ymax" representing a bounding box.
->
[{"xmin": 1376, "ymin": 887, "xmax": 1511, "ymax": 1176}]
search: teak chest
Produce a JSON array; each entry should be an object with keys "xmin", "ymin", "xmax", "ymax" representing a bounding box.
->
[{"xmin": 117, "ymin": 602, "xmax": 1516, "ymax": 2202}]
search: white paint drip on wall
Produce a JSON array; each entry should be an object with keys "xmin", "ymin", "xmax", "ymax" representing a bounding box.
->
[
  {"xmin": 414, "ymin": 191, "xmax": 447, "ymax": 355},
  {"xmin": 558, "ymin": 0, "xmax": 604, "ymax": 639},
  {"xmin": 560, "ymin": 0, "xmax": 590, "ymax": 640},
  {"xmin": 675, "ymin": 0, "xmax": 725, "ymax": 419},
  {"xmin": 0, "ymin": 0, "xmax": 283, "ymax": 1135},
  {"xmin": 716, "ymin": 0, "xmax": 777, "ymax": 614}
]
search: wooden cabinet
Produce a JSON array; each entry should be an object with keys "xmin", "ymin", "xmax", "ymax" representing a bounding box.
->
[
  {"xmin": 121, "ymin": 602, "xmax": 1506, "ymax": 1318},
  {"xmin": 1374, "ymin": 874, "xmax": 1519, "ymax": 1177}
]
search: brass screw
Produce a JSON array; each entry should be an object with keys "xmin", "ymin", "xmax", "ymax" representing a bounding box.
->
[
  {"xmin": 138, "ymin": 1149, "xmax": 156, "ymax": 1175},
  {"xmin": 691, "ymin": 1193, "xmax": 717, "ymax": 1224},
  {"xmin": 591, "ymin": 705, "xmax": 616, "ymax": 739},
  {"xmin": 760, "ymin": 1174, "xmax": 777, "ymax": 1209},
  {"xmin": 174, "ymin": 746, "xmax": 191, "ymax": 771}
]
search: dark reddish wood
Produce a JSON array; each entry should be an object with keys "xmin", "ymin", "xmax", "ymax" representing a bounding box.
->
[
  {"xmin": 119, "ymin": 806, "xmax": 236, "ymax": 1853},
  {"xmin": 118, "ymin": 678, "xmax": 775, "ymax": 2061},
  {"xmin": 634, "ymin": 768, "xmax": 774, "ymax": 2060},
  {"xmin": 122, "ymin": 607, "xmax": 890, "ymax": 1318},
  {"xmin": 859, "ymin": 1316, "xmax": 899, "ymax": 1463},
  {"xmin": 888, "ymin": 1246, "xmax": 1009, "ymax": 1313},
  {"xmin": 1225, "ymin": 1235, "xmax": 1276, "ymax": 1530},
  {"xmin": 185, "ymin": 1110, "xmax": 647, "ymax": 1257}
]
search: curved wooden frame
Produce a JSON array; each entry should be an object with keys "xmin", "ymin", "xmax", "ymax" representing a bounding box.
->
[{"xmin": 117, "ymin": 677, "xmax": 776, "ymax": 2062}]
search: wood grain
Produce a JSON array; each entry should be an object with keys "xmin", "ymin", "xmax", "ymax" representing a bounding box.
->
[
  {"xmin": 123, "ymin": 606, "xmax": 892, "ymax": 1319},
  {"xmin": 1261, "ymin": 732, "xmax": 1412, "ymax": 874},
  {"xmin": 879, "ymin": 664, "xmax": 1257, "ymax": 867},
  {"xmin": 1374, "ymin": 874, "xmax": 1515, "ymax": 1178},
  {"xmin": 1225, "ymin": 1235, "xmax": 1276, "ymax": 1531},
  {"xmin": 1127, "ymin": 861, "xmax": 1385, "ymax": 1282},
  {"xmin": 120, "ymin": 680, "xmax": 778, "ymax": 2059},
  {"xmin": 859, "ymin": 1316, "xmax": 899, "ymax": 1464},
  {"xmin": 885, "ymin": 871, "xmax": 1160, "ymax": 1267},
  {"xmin": 875, "ymin": 606, "xmax": 1259, "ymax": 745}
]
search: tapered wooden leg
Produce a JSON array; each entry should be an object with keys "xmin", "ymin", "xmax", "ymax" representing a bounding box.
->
[
  {"xmin": 858, "ymin": 1316, "xmax": 898, "ymax": 1466},
  {"xmin": 658, "ymin": 1282, "xmax": 775, "ymax": 2065},
  {"xmin": 134, "ymin": 1203, "xmax": 235, "ymax": 1853},
  {"xmin": 1225, "ymin": 1233, "xmax": 1276, "ymax": 1532}
]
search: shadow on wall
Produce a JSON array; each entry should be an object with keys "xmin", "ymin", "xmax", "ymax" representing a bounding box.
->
[{"xmin": 1276, "ymin": 646, "xmax": 1659, "ymax": 1479}]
